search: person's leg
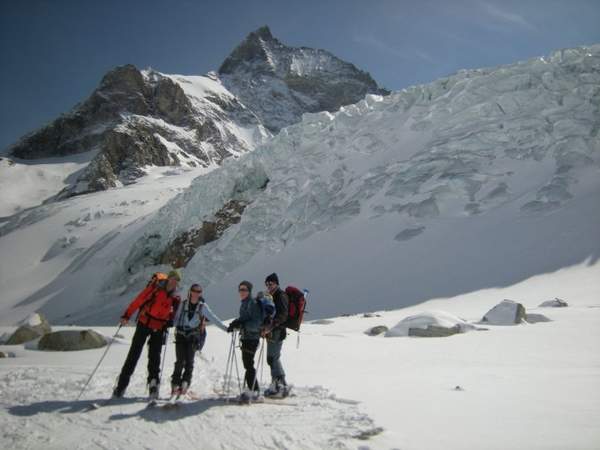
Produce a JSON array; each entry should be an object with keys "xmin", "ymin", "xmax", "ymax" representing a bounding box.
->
[
  {"xmin": 171, "ymin": 334, "xmax": 185, "ymax": 388},
  {"xmin": 241, "ymin": 339, "xmax": 260, "ymax": 391},
  {"xmin": 181, "ymin": 337, "xmax": 196, "ymax": 387},
  {"xmin": 115, "ymin": 324, "xmax": 150, "ymax": 393},
  {"xmin": 266, "ymin": 339, "xmax": 286, "ymax": 391},
  {"xmin": 147, "ymin": 328, "xmax": 164, "ymax": 385}
]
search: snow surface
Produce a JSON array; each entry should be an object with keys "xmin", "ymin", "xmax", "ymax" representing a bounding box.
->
[{"xmin": 1, "ymin": 261, "xmax": 599, "ymax": 449}]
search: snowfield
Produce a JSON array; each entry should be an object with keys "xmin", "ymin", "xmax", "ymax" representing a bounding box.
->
[{"xmin": 1, "ymin": 260, "xmax": 599, "ymax": 450}]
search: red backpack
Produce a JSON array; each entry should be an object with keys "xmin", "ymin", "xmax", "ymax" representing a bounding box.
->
[{"xmin": 284, "ymin": 286, "xmax": 308, "ymax": 331}]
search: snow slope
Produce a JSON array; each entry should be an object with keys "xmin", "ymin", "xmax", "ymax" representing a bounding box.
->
[{"xmin": 1, "ymin": 260, "xmax": 598, "ymax": 449}]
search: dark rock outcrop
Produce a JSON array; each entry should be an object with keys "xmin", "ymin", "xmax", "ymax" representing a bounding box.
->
[{"xmin": 38, "ymin": 329, "xmax": 107, "ymax": 351}]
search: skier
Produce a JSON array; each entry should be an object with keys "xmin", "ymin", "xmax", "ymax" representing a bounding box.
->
[
  {"xmin": 170, "ymin": 283, "xmax": 228, "ymax": 397},
  {"xmin": 227, "ymin": 281, "xmax": 264, "ymax": 399},
  {"xmin": 261, "ymin": 273, "xmax": 290, "ymax": 397},
  {"xmin": 112, "ymin": 270, "xmax": 182, "ymax": 399}
]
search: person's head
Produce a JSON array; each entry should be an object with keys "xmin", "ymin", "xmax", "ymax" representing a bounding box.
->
[
  {"xmin": 188, "ymin": 283, "xmax": 203, "ymax": 303},
  {"xmin": 265, "ymin": 273, "xmax": 279, "ymax": 294},
  {"xmin": 238, "ymin": 281, "xmax": 253, "ymax": 300},
  {"xmin": 167, "ymin": 269, "xmax": 181, "ymax": 292}
]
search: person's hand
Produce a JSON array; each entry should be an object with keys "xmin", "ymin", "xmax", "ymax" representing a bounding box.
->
[
  {"xmin": 227, "ymin": 319, "xmax": 240, "ymax": 333},
  {"xmin": 119, "ymin": 317, "xmax": 128, "ymax": 326},
  {"xmin": 260, "ymin": 326, "xmax": 272, "ymax": 338}
]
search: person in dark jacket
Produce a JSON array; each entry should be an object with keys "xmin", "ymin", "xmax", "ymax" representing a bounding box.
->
[
  {"xmin": 227, "ymin": 281, "xmax": 263, "ymax": 395},
  {"xmin": 262, "ymin": 272, "xmax": 290, "ymax": 397},
  {"xmin": 113, "ymin": 270, "xmax": 181, "ymax": 399},
  {"xmin": 170, "ymin": 283, "xmax": 227, "ymax": 396}
]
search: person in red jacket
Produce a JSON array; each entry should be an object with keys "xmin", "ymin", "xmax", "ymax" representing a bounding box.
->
[{"xmin": 112, "ymin": 270, "xmax": 181, "ymax": 399}]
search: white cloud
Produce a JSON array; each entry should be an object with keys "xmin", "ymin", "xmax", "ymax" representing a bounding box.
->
[{"xmin": 480, "ymin": 1, "xmax": 536, "ymax": 31}]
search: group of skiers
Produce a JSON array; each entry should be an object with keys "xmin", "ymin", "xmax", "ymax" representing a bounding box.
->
[{"xmin": 112, "ymin": 270, "xmax": 293, "ymax": 401}]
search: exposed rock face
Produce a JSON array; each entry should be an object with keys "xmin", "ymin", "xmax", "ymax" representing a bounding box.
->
[
  {"xmin": 219, "ymin": 26, "xmax": 389, "ymax": 132},
  {"xmin": 408, "ymin": 324, "xmax": 461, "ymax": 337},
  {"xmin": 38, "ymin": 329, "xmax": 107, "ymax": 351},
  {"xmin": 6, "ymin": 313, "xmax": 52, "ymax": 345},
  {"xmin": 481, "ymin": 300, "xmax": 527, "ymax": 325},
  {"xmin": 159, "ymin": 199, "xmax": 250, "ymax": 268},
  {"xmin": 525, "ymin": 313, "xmax": 551, "ymax": 323},
  {"xmin": 6, "ymin": 27, "xmax": 386, "ymax": 199}
]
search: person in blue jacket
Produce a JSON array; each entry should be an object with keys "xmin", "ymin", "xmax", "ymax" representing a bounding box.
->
[
  {"xmin": 227, "ymin": 280, "xmax": 265, "ymax": 395},
  {"xmin": 170, "ymin": 283, "xmax": 227, "ymax": 396}
]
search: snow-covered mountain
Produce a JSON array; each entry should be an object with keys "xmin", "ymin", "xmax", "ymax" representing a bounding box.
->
[
  {"xmin": 1, "ymin": 26, "xmax": 386, "ymax": 209},
  {"xmin": 1, "ymin": 44, "xmax": 599, "ymax": 326}
]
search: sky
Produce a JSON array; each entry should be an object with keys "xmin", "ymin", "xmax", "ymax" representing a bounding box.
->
[{"xmin": 1, "ymin": 0, "xmax": 599, "ymax": 151}]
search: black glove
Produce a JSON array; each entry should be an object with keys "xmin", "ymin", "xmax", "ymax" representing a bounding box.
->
[
  {"xmin": 227, "ymin": 319, "xmax": 240, "ymax": 333},
  {"xmin": 165, "ymin": 319, "xmax": 174, "ymax": 328}
]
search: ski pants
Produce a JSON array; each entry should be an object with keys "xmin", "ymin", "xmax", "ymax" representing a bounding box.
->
[
  {"xmin": 117, "ymin": 323, "xmax": 164, "ymax": 391},
  {"xmin": 241, "ymin": 338, "xmax": 260, "ymax": 391},
  {"xmin": 267, "ymin": 338, "xmax": 285, "ymax": 380},
  {"xmin": 171, "ymin": 333, "xmax": 199, "ymax": 387}
]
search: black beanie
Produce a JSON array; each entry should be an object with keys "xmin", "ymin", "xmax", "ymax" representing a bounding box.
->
[
  {"xmin": 239, "ymin": 280, "xmax": 253, "ymax": 292},
  {"xmin": 265, "ymin": 273, "xmax": 279, "ymax": 285}
]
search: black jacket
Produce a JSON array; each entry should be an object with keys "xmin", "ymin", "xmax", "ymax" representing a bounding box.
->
[{"xmin": 270, "ymin": 287, "xmax": 289, "ymax": 341}]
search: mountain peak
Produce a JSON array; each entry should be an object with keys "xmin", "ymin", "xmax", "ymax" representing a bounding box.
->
[{"xmin": 218, "ymin": 25, "xmax": 279, "ymax": 75}]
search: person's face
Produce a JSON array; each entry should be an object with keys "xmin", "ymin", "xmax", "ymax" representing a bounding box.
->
[
  {"xmin": 265, "ymin": 281, "xmax": 277, "ymax": 294},
  {"xmin": 167, "ymin": 277, "xmax": 179, "ymax": 292},
  {"xmin": 189, "ymin": 286, "xmax": 202, "ymax": 303},
  {"xmin": 238, "ymin": 285, "xmax": 250, "ymax": 300}
]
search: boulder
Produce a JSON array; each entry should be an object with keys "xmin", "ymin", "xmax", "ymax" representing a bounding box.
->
[
  {"xmin": 365, "ymin": 325, "xmax": 389, "ymax": 336},
  {"xmin": 525, "ymin": 313, "xmax": 552, "ymax": 323},
  {"xmin": 481, "ymin": 300, "xmax": 526, "ymax": 325},
  {"xmin": 385, "ymin": 311, "xmax": 479, "ymax": 337},
  {"xmin": 362, "ymin": 313, "xmax": 381, "ymax": 318},
  {"xmin": 0, "ymin": 351, "xmax": 16, "ymax": 358},
  {"xmin": 312, "ymin": 319, "xmax": 335, "ymax": 325},
  {"xmin": 539, "ymin": 298, "xmax": 568, "ymax": 307},
  {"xmin": 6, "ymin": 313, "xmax": 52, "ymax": 345},
  {"xmin": 38, "ymin": 330, "xmax": 107, "ymax": 351},
  {"xmin": 409, "ymin": 324, "xmax": 462, "ymax": 337}
]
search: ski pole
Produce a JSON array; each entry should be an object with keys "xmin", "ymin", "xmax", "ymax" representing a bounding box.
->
[
  {"xmin": 76, "ymin": 324, "xmax": 122, "ymax": 401},
  {"xmin": 157, "ymin": 328, "xmax": 170, "ymax": 396},
  {"xmin": 223, "ymin": 330, "xmax": 235, "ymax": 397},
  {"xmin": 232, "ymin": 337, "xmax": 243, "ymax": 395},
  {"xmin": 250, "ymin": 337, "xmax": 265, "ymax": 393}
]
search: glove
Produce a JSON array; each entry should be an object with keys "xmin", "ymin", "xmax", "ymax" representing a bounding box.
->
[
  {"xmin": 227, "ymin": 319, "xmax": 240, "ymax": 333},
  {"xmin": 165, "ymin": 319, "xmax": 174, "ymax": 328},
  {"xmin": 119, "ymin": 317, "xmax": 128, "ymax": 326}
]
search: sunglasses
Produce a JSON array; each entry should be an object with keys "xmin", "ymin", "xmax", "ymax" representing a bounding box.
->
[
  {"xmin": 239, "ymin": 288, "xmax": 249, "ymax": 292},
  {"xmin": 265, "ymin": 282, "xmax": 276, "ymax": 286},
  {"xmin": 191, "ymin": 289, "xmax": 202, "ymax": 294}
]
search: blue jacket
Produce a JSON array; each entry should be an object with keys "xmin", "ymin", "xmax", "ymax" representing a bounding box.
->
[
  {"xmin": 173, "ymin": 298, "xmax": 228, "ymax": 335},
  {"xmin": 238, "ymin": 296, "xmax": 264, "ymax": 340}
]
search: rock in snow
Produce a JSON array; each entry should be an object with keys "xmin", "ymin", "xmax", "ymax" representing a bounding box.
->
[
  {"xmin": 37, "ymin": 329, "xmax": 107, "ymax": 351},
  {"xmin": 481, "ymin": 300, "xmax": 527, "ymax": 325},
  {"xmin": 539, "ymin": 298, "xmax": 569, "ymax": 307},
  {"xmin": 525, "ymin": 313, "xmax": 552, "ymax": 324},
  {"xmin": 6, "ymin": 313, "xmax": 52, "ymax": 345},
  {"xmin": 385, "ymin": 311, "xmax": 479, "ymax": 337},
  {"xmin": 365, "ymin": 325, "xmax": 389, "ymax": 336}
]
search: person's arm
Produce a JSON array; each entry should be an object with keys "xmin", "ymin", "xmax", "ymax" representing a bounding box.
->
[
  {"xmin": 201, "ymin": 302, "xmax": 228, "ymax": 332},
  {"xmin": 121, "ymin": 286, "xmax": 154, "ymax": 322}
]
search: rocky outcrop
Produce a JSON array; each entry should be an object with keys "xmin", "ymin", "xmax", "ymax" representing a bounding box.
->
[
  {"xmin": 159, "ymin": 199, "xmax": 250, "ymax": 268},
  {"xmin": 481, "ymin": 300, "xmax": 527, "ymax": 325},
  {"xmin": 385, "ymin": 311, "xmax": 480, "ymax": 337},
  {"xmin": 6, "ymin": 313, "xmax": 52, "ymax": 345},
  {"xmin": 38, "ymin": 329, "xmax": 107, "ymax": 351},
  {"xmin": 525, "ymin": 313, "xmax": 551, "ymax": 323}
]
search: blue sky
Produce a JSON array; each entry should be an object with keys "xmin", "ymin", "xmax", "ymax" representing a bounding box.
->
[{"xmin": 1, "ymin": 0, "xmax": 599, "ymax": 150}]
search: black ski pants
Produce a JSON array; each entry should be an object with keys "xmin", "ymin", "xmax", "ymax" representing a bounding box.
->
[
  {"xmin": 117, "ymin": 323, "xmax": 164, "ymax": 391},
  {"xmin": 171, "ymin": 333, "xmax": 198, "ymax": 387},
  {"xmin": 241, "ymin": 338, "xmax": 260, "ymax": 391}
]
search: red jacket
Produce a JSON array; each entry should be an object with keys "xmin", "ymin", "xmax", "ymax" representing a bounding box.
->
[{"xmin": 122, "ymin": 285, "xmax": 180, "ymax": 331}]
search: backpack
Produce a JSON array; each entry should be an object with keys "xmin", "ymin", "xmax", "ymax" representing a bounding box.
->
[
  {"xmin": 284, "ymin": 286, "xmax": 308, "ymax": 331},
  {"xmin": 257, "ymin": 293, "xmax": 276, "ymax": 322}
]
